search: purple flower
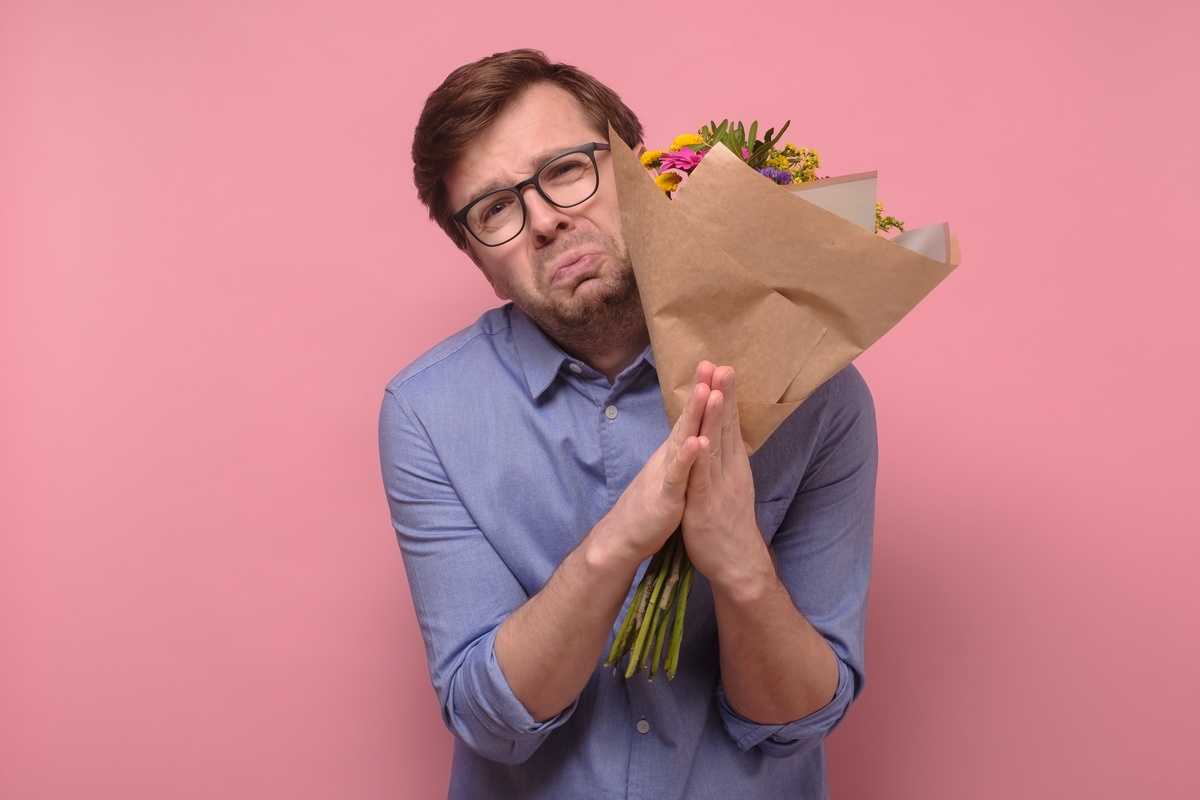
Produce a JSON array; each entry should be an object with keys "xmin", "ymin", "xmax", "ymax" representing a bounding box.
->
[
  {"xmin": 757, "ymin": 166, "xmax": 793, "ymax": 185},
  {"xmin": 660, "ymin": 147, "xmax": 706, "ymax": 172}
]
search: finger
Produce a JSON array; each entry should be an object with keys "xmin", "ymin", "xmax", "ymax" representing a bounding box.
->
[
  {"xmin": 714, "ymin": 367, "xmax": 743, "ymax": 461},
  {"xmin": 699, "ymin": 389, "xmax": 724, "ymax": 479},
  {"xmin": 663, "ymin": 435, "xmax": 703, "ymax": 499},
  {"xmin": 670, "ymin": 380, "xmax": 709, "ymax": 453},
  {"xmin": 686, "ymin": 434, "xmax": 713, "ymax": 499},
  {"xmin": 694, "ymin": 360, "xmax": 716, "ymax": 392},
  {"xmin": 712, "ymin": 367, "xmax": 735, "ymax": 409}
]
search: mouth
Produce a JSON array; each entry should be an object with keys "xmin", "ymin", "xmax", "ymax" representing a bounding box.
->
[{"xmin": 548, "ymin": 252, "xmax": 603, "ymax": 287}]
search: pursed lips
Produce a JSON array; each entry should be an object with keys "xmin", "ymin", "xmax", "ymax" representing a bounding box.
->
[{"xmin": 545, "ymin": 251, "xmax": 603, "ymax": 287}]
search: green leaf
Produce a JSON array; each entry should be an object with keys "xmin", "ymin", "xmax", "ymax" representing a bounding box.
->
[
  {"xmin": 707, "ymin": 120, "xmax": 728, "ymax": 148},
  {"xmin": 746, "ymin": 120, "xmax": 791, "ymax": 167},
  {"xmin": 771, "ymin": 119, "xmax": 791, "ymax": 148}
]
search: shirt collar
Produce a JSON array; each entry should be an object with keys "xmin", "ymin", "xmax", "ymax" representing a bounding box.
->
[
  {"xmin": 509, "ymin": 304, "xmax": 656, "ymax": 399},
  {"xmin": 510, "ymin": 305, "xmax": 572, "ymax": 399}
]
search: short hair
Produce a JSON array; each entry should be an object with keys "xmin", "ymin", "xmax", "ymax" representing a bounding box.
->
[{"xmin": 412, "ymin": 49, "xmax": 644, "ymax": 249}]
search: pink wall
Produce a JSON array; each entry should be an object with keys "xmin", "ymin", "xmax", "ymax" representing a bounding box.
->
[{"xmin": 2, "ymin": 1, "xmax": 1197, "ymax": 797}]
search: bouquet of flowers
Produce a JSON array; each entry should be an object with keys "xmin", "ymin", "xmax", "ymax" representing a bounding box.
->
[
  {"xmin": 604, "ymin": 120, "xmax": 961, "ymax": 681},
  {"xmin": 639, "ymin": 120, "xmax": 904, "ymax": 232}
]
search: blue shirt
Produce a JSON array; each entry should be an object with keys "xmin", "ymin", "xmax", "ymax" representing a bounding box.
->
[{"xmin": 379, "ymin": 305, "xmax": 877, "ymax": 799}]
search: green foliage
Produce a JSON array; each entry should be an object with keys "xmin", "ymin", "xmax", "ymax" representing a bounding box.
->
[
  {"xmin": 661, "ymin": 119, "xmax": 907, "ymax": 231},
  {"xmin": 875, "ymin": 201, "xmax": 905, "ymax": 233},
  {"xmin": 698, "ymin": 119, "xmax": 791, "ymax": 168}
]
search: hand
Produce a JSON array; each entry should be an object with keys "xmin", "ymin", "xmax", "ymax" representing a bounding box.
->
[
  {"xmin": 595, "ymin": 364, "xmax": 713, "ymax": 568},
  {"xmin": 496, "ymin": 366, "xmax": 712, "ymax": 723},
  {"xmin": 681, "ymin": 365, "xmax": 766, "ymax": 589}
]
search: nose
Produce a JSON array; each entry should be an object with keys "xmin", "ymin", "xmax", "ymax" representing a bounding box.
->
[{"xmin": 521, "ymin": 186, "xmax": 574, "ymax": 246}]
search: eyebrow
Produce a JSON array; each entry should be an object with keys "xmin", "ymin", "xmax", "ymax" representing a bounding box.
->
[{"xmin": 465, "ymin": 145, "xmax": 582, "ymax": 202}]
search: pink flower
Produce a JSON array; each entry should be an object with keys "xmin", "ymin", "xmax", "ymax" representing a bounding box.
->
[
  {"xmin": 742, "ymin": 147, "xmax": 750, "ymax": 160},
  {"xmin": 660, "ymin": 147, "xmax": 706, "ymax": 172},
  {"xmin": 659, "ymin": 168, "xmax": 690, "ymax": 192}
]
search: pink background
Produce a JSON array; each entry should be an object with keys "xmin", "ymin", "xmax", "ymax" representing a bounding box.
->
[{"xmin": 3, "ymin": 1, "xmax": 1197, "ymax": 797}]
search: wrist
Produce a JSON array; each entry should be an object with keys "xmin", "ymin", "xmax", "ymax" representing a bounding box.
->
[
  {"xmin": 581, "ymin": 513, "xmax": 648, "ymax": 581},
  {"xmin": 706, "ymin": 528, "xmax": 778, "ymax": 605}
]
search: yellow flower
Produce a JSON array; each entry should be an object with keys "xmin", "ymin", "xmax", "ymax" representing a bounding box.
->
[
  {"xmin": 640, "ymin": 150, "xmax": 663, "ymax": 168},
  {"xmin": 669, "ymin": 134, "xmax": 703, "ymax": 151},
  {"xmin": 789, "ymin": 147, "xmax": 820, "ymax": 182},
  {"xmin": 874, "ymin": 200, "xmax": 904, "ymax": 233},
  {"xmin": 767, "ymin": 155, "xmax": 790, "ymax": 171},
  {"xmin": 654, "ymin": 172, "xmax": 682, "ymax": 193}
]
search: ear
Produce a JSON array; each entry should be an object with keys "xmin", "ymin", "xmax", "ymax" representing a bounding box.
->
[{"xmin": 462, "ymin": 246, "xmax": 511, "ymax": 301}]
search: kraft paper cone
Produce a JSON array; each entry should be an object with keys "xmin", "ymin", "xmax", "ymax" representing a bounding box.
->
[{"xmin": 609, "ymin": 126, "xmax": 961, "ymax": 454}]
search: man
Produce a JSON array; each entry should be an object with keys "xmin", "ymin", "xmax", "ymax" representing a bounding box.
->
[{"xmin": 380, "ymin": 49, "xmax": 877, "ymax": 799}]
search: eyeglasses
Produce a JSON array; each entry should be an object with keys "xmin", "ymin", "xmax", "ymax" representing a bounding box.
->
[{"xmin": 453, "ymin": 142, "xmax": 611, "ymax": 247}]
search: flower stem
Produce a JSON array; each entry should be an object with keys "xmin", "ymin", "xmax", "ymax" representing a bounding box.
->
[
  {"xmin": 624, "ymin": 534, "xmax": 677, "ymax": 678},
  {"xmin": 665, "ymin": 554, "xmax": 694, "ymax": 680},
  {"xmin": 606, "ymin": 546, "xmax": 665, "ymax": 667},
  {"xmin": 606, "ymin": 526, "xmax": 697, "ymax": 679}
]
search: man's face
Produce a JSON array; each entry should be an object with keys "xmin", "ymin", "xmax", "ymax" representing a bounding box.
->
[{"xmin": 443, "ymin": 83, "xmax": 639, "ymax": 347}]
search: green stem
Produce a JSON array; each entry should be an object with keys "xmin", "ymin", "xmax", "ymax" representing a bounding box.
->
[
  {"xmin": 665, "ymin": 556, "xmax": 694, "ymax": 680},
  {"xmin": 605, "ymin": 547, "xmax": 665, "ymax": 666},
  {"xmin": 658, "ymin": 535, "xmax": 684, "ymax": 611},
  {"xmin": 648, "ymin": 596, "xmax": 674, "ymax": 680},
  {"xmin": 624, "ymin": 535, "xmax": 677, "ymax": 678}
]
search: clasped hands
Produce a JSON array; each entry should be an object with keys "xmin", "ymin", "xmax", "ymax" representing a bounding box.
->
[{"xmin": 610, "ymin": 361, "xmax": 762, "ymax": 589}]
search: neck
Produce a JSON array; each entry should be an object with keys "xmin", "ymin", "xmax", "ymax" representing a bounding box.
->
[
  {"xmin": 560, "ymin": 320, "xmax": 651, "ymax": 383},
  {"xmin": 541, "ymin": 294, "xmax": 650, "ymax": 383}
]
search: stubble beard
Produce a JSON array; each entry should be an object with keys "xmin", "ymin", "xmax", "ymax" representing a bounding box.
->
[{"xmin": 508, "ymin": 228, "xmax": 648, "ymax": 360}]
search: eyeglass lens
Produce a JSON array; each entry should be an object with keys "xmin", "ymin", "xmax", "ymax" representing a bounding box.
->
[{"xmin": 464, "ymin": 150, "xmax": 599, "ymax": 245}]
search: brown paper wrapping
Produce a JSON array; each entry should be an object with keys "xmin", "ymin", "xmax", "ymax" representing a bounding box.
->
[{"xmin": 610, "ymin": 126, "xmax": 961, "ymax": 454}]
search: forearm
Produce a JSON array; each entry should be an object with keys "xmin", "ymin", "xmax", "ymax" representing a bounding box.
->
[
  {"xmin": 493, "ymin": 514, "xmax": 642, "ymax": 722},
  {"xmin": 710, "ymin": 532, "xmax": 839, "ymax": 724},
  {"xmin": 494, "ymin": 373, "xmax": 713, "ymax": 722},
  {"xmin": 681, "ymin": 367, "xmax": 839, "ymax": 723}
]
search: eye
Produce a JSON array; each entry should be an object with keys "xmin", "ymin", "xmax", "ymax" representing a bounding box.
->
[
  {"xmin": 552, "ymin": 161, "xmax": 583, "ymax": 178},
  {"xmin": 469, "ymin": 190, "xmax": 522, "ymax": 231},
  {"xmin": 542, "ymin": 156, "xmax": 590, "ymax": 185},
  {"xmin": 480, "ymin": 197, "xmax": 512, "ymax": 221}
]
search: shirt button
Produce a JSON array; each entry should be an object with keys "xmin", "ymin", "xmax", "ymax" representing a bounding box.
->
[
  {"xmin": 636, "ymin": 719, "xmax": 650, "ymax": 735},
  {"xmin": 605, "ymin": 405, "xmax": 618, "ymax": 420},
  {"xmin": 568, "ymin": 362, "xmax": 582, "ymax": 374}
]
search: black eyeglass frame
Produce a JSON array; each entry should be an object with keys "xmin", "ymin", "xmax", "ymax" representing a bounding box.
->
[{"xmin": 452, "ymin": 142, "xmax": 612, "ymax": 248}]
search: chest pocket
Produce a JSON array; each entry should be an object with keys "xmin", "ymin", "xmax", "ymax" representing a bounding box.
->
[{"xmin": 753, "ymin": 497, "xmax": 792, "ymax": 544}]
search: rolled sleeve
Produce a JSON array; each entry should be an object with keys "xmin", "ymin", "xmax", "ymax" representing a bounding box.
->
[
  {"xmin": 445, "ymin": 628, "xmax": 577, "ymax": 764},
  {"xmin": 726, "ymin": 365, "xmax": 877, "ymax": 759},
  {"xmin": 716, "ymin": 658, "xmax": 855, "ymax": 757},
  {"xmin": 380, "ymin": 388, "xmax": 572, "ymax": 764}
]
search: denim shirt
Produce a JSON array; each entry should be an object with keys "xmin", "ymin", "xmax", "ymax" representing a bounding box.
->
[{"xmin": 379, "ymin": 304, "xmax": 877, "ymax": 800}]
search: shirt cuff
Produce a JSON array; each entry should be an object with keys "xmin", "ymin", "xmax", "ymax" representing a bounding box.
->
[
  {"xmin": 449, "ymin": 627, "xmax": 578, "ymax": 763},
  {"xmin": 716, "ymin": 658, "xmax": 855, "ymax": 758}
]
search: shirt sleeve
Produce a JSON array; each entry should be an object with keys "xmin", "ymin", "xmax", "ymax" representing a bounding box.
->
[
  {"xmin": 379, "ymin": 387, "xmax": 577, "ymax": 765},
  {"xmin": 717, "ymin": 366, "xmax": 878, "ymax": 757}
]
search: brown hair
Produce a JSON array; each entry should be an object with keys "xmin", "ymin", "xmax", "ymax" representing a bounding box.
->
[{"xmin": 412, "ymin": 49, "xmax": 644, "ymax": 248}]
